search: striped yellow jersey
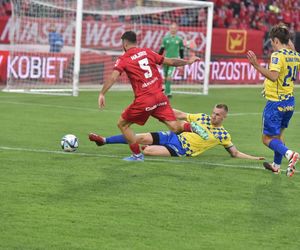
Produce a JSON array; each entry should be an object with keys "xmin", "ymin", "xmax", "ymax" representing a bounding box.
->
[
  {"xmin": 177, "ymin": 113, "xmax": 233, "ymax": 157},
  {"xmin": 264, "ymin": 48, "xmax": 300, "ymax": 101}
]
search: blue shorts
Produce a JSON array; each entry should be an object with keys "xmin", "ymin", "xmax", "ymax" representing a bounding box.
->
[
  {"xmin": 262, "ymin": 97, "xmax": 295, "ymax": 136},
  {"xmin": 151, "ymin": 131, "xmax": 187, "ymax": 157}
]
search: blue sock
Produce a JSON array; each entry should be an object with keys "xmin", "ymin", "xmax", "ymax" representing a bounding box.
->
[
  {"xmin": 268, "ymin": 138, "xmax": 288, "ymax": 156},
  {"xmin": 106, "ymin": 134, "xmax": 127, "ymax": 144},
  {"xmin": 274, "ymin": 151, "xmax": 283, "ymax": 165}
]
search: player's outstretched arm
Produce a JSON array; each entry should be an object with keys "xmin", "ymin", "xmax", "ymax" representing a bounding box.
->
[
  {"xmin": 247, "ymin": 50, "xmax": 279, "ymax": 82},
  {"xmin": 98, "ymin": 70, "xmax": 120, "ymax": 108},
  {"xmin": 226, "ymin": 145, "xmax": 265, "ymax": 160},
  {"xmin": 163, "ymin": 56, "xmax": 200, "ymax": 67},
  {"xmin": 172, "ymin": 109, "xmax": 188, "ymax": 120}
]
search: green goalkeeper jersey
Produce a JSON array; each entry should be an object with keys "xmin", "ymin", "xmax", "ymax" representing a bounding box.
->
[{"xmin": 161, "ymin": 34, "xmax": 184, "ymax": 58}]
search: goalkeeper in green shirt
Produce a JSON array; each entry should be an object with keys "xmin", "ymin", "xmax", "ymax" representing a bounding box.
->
[{"xmin": 159, "ymin": 23, "xmax": 184, "ymax": 98}]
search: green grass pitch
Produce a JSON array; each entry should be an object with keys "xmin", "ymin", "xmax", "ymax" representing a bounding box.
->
[{"xmin": 1, "ymin": 88, "xmax": 300, "ymax": 249}]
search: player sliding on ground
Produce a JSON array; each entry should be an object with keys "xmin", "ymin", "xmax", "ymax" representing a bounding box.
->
[
  {"xmin": 90, "ymin": 104, "xmax": 264, "ymax": 160},
  {"xmin": 92, "ymin": 31, "xmax": 205, "ymax": 162},
  {"xmin": 247, "ymin": 24, "xmax": 300, "ymax": 176}
]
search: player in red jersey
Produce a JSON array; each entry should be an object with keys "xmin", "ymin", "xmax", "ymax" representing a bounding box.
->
[{"xmin": 89, "ymin": 31, "xmax": 203, "ymax": 161}]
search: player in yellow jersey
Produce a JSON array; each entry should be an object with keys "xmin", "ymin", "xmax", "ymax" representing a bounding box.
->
[
  {"xmin": 89, "ymin": 104, "xmax": 264, "ymax": 160},
  {"xmin": 247, "ymin": 24, "xmax": 300, "ymax": 177}
]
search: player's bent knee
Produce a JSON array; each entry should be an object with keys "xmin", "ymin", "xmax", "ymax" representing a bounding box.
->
[
  {"xmin": 143, "ymin": 147, "xmax": 154, "ymax": 156},
  {"xmin": 117, "ymin": 122, "xmax": 124, "ymax": 131},
  {"xmin": 137, "ymin": 134, "xmax": 148, "ymax": 144},
  {"xmin": 262, "ymin": 135, "xmax": 279, "ymax": 146},
  {"xmin": 117, "ymin": 119, "xmax": 130, "ymax": 131},
  {"xmin": 262, "ymin": 137, "xmax": 269, "ymax": 146}
]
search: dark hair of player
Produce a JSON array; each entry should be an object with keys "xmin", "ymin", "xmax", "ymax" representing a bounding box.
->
[
  {"xmin": 215, "ymin": 104, "xmax": 229, "ymax": 113},
  {"xmin": 269, "ymin": 25, "xmax": 291, "ymax": 45},
  {"xmin": 121, "ymin": 31, "xmax": 137, "ymax": 44}
]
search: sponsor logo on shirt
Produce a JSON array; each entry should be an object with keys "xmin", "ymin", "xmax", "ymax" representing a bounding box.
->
[
  {"xmin": 142, "ymin": 77, "xmax": 158, "ymax": 88},
  {"xmin": 278, "ymin": 106, "xmax": 294, "ymax": 112},
  {"xmin": 145, "ymin": 101, "xmax": 167, "ymax": 111}
]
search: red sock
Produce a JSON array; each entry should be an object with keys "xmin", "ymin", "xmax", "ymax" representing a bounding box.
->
[
  {"xmin": 183, "ymin": 122, "xmax": 192, "ymax": 132},
  {"xmin": 129, "ymin": 143, "xmax": 141, "ymax": 155}
]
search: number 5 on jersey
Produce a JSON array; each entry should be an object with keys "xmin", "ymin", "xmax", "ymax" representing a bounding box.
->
[{"xmin": 138, "ymin": 58, "xmax": 153, "ymax": 79}]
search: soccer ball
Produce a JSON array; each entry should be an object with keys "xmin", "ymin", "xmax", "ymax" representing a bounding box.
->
[{"xmin": 61, "ymin": 134, "xmax": 78, "ymax": 152}]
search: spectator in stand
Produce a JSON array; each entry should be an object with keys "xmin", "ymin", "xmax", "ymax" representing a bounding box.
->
[
  {"xmin": 3, "ymin": 0, "xmax": 11, "ymax": 16},
  {"xmin": 0, "ymin": 5, "xmax": 5, "ymax": 16},
  {"xmin": 225, "ymin": 6, "xmax": 234, "ymax": 26},
  {"xmin": 78, "ymin": 0, "xmax": 300, "ymax": 35},
  {"xmin": 83, "ymin": 13, "xmax": 95, "ymax": 21},
  {"xmin": 215, "ymin": 5, "xmax": 227, "ymax": 28},
  {"xmin": 179, "ymin": 10, "xmax": 189, "ymax": 26},
  {"xmin": 210, "ymin": 0, "xmax": 300, "ymax": 32},
  {"xmin": 0, "ymin": 0, "xmax": 10, "ymax": 16},
  {"xmin": 256, "ymin": 17, "xmax": 268, "ymax": 33},
  {"xmin": 239, "ymin": 2, "xmax": 248, "ymax": 20},
  {"xmin": 238, "ymin": 19, "xmax": 248, "ymax": 30},
  {"xmin": 48, "ymin": 26, "xmax": 64, "ymax": 53},
  {"xmin": 229, "ymin": 0, "xmax": 240, "ymax": 17},
  {"xmin": 228, "ymin": 15, "xmax": 239, "ymax": 29},
  {"xmin": 197, "ymin": 8, "xmax": 207, "ymax": 27}
]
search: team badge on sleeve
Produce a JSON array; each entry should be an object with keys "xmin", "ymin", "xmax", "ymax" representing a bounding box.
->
[{"xmin": 272, "ymin": 57, "xmax": 279, "ymax": 64}]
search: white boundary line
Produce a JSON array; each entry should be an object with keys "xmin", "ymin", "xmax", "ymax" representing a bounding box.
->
[{"xmin": 0, "ymin": 145, "xmax": 295, "ymax": 173}]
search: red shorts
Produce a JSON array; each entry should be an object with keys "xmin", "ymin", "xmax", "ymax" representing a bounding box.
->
[{"xmin": 121, "ymin": 92, "xmax": 176, "ymax": 125}]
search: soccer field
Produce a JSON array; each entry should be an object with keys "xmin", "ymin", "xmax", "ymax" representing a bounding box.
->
[{"xmin": 1, "ymin": 88, "xmax": 300, "ymax": 249}]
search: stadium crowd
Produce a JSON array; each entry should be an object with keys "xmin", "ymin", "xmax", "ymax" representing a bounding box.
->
[
  {"xmin": 2, "ymin": 1, "xmax": 299, "ymax": 32},
  {"xmin": 212, "ymin": 0, "xmax": 300, "ymax": 32},
  {"xmin": 0, "ymin": 0, "xmax": 11, "ymax": 16},
  {"xmin": 82, "ymin": 0, "xmax": 300, "ymax": 31}
]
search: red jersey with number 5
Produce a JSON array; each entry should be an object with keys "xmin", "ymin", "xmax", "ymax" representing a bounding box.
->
[{"xmin": 113, "ymin": 47, "xmax": 164, "ymax": 98}]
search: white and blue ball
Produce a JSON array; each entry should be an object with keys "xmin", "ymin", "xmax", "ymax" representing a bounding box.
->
[{"xmin": 61, "ymin": 134, "xmax": 78, "ymax": 152}]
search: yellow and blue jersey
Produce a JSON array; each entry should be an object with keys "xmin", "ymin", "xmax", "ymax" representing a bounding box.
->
[
  {"xmin": 264, "ymin": 48, "xmax": 300, "ymax": 101},
  {"xmin": 177, "ymin": 113, "xmax": 233, "ymax": 157}
]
